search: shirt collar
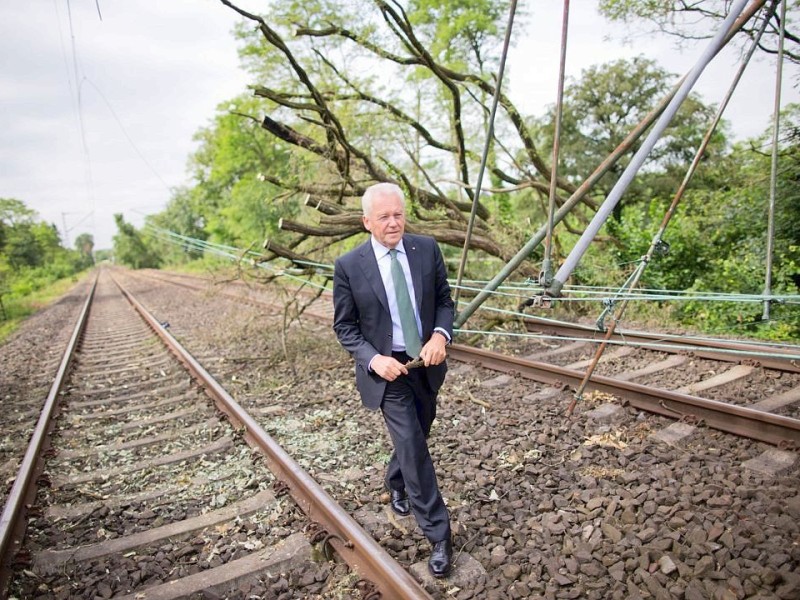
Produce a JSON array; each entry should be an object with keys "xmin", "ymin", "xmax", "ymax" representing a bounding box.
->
[{"xmin": 370, "ymin": 236, "xmax": 406, "ymax": 259}]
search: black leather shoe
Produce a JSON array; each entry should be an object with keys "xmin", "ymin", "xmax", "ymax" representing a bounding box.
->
[
  {"xmin": 388, "ymin": 488, "xmax": 411, "ymax": 516},
  {"xmin": 428, "ymin": 538, "xmax": 453, "ymax": 578}
]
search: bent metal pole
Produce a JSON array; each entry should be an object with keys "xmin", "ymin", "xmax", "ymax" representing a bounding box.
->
[
  {"xmin": 545, "ymin": 0, "xmax": 750, "ymax": 298},
  {"xmin": 564, "ymin": 0, "xmax": 779, "ymax": 417},
  {"xmin": 453, "ymin": 0, "xmax": 766, "ymax": 329}
]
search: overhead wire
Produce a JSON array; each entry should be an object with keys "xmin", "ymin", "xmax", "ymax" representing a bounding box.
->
[
  {"xmin": 80, "ymin": 77, "xmax": 172, "ymax": 192},
  {"xmin": 144, "ymin": 225, "xmax": 332, "ymax": 291},
  {"xmin": 64, "ymin": 0, "xmax": 96, "ymax": 241},
  {"xmin": 53, "ymin": 0, "xmax": 80, "ymax": 140},
  {"xmin": 144, "ymin": 224, "xmax": 800, "ymax": 347},
  {"xmin": 143, "ymin": 223, "xmax": 800, "ymax": 360},
  {"xmin": 144, "ymin": 228, "xmax": 800, "ymax": 360},
  {"xmin": 57, "ymin": 0, "xmax": 169, "ymax": 246},
  {"xmin": 65, "ymin": 211, "xmax": 95, "ymax": 234},
  {"xmin": 450, "ymin": 282, "xmax": 798, "ymax": 305},
  {"xmin": 144, "ymin": 224, "xmax": 799, "ymax": 308}
]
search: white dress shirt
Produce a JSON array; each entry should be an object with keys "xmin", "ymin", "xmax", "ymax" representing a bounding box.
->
[{"xmin": 371, "ymin": 237, "xmax": 422, "ymax": 352}]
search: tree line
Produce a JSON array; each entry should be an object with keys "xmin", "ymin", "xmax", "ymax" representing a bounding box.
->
[{"xmin": 0, "ymin": 198, "xmax": 95, "ymax": 321}]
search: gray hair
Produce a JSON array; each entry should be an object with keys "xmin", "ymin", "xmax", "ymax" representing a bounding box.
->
[{"xmin": 361, "ymin": 182, "xmax": 405, "ymax": 216}]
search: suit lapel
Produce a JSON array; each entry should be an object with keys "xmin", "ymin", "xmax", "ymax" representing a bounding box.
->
[
  {"xmin": 404, "ymin": 235, "xmax": 424, "ymax": 310},
  {"xmin": 357, "ymin": 239, "xmax": 390, "ymax": 314}
]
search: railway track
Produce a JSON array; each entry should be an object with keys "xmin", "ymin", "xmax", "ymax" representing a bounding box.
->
[
  {"xmin": 128, "ymin": 269, "xmax": 800, "ymax": 593},
  {"xmin": 516, "ymin": 316, "xmax": 800, "ymax": 446},
  {"xmin": 523, "ymin": 315, "xmax": 800, "ymax": 374},
  {"xmin": 0, "ymin": 271, "xmax": 432, "ymax": 599},
  {"xmin": 4, "ymin": 267, "xmax": 799, "ymax": 598},
  {"xmin": 136, "ymin": 269, "xmax": 800, "ymax": 450}
]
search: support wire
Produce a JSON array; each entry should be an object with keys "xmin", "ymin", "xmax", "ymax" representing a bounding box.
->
[{"xmin": 564, "ymin": 1, "xmax": 777, "ymax": 416}]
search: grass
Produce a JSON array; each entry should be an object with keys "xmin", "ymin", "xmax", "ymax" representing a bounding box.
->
[{"xmin": 0, "ymin": 272, "xmax": 89, "ymax": 344}]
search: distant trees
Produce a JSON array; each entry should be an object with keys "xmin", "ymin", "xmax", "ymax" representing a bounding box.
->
[
  {"xmin": 0, "ymin": 198, "xmax": 66, "ymax": 271},
  {"xmin": 528, "ymin": 57, "xmax": 726, "ymax": 229},
  {"xmin": 74, "ymin": 233, "xmax": 95, "ymax": 269},
  {"xmin": 112, "ymin": 214, "xmax": 161, "ymax": 269},
  {"xmin": 0, "ymin": 197, "xmax": 93, "ymax": 321}
]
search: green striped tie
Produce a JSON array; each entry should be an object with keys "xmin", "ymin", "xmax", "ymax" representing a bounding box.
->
[{"xmin": 389, "ymin": 249, "xmax": 422, "ymax": 358}]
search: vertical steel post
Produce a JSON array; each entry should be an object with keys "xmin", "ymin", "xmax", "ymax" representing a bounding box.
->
[
  {"xmin": 453, "ymin": 0, "xmax": 518, "ymax": 310},
  {"xmin": 542, "ymin": 0, "xmax": 571, "ymax": 287},
  {"xmin": 763, "ymin": 0, "xmax": 786, "ymax": 321}
]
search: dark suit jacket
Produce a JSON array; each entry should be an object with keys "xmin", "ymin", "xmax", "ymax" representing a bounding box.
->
[{"xmin": 333, "ymin": 233, "xmax": 454, "ymax": 410}]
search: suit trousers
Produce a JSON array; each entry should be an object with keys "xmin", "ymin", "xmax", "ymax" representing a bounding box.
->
[{"xmin": 381, "ymin": 352, "xmax": 451, "ymax": 543}]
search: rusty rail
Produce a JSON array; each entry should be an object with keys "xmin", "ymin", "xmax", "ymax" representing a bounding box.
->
[
  {"xmin": 523, "ymin": 316, "xmax": 800, "ymax": 373},
  {"xmin": 449, "ymin": 344, "xmax": 800, "ymax": 447},
  {"xmin": 0, "ymin": 274, "xmax": 98, "ymax": 594},
  {"xmin": 111, "ymin": 273, "xmax": 433, "ymax": 600}
]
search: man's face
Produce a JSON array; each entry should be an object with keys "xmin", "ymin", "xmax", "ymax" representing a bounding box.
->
[{"xmin": 363, "ymin": 192, "xmax": 405, "ymax": 249}]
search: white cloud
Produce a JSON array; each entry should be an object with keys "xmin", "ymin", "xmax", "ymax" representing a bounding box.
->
[{"xmin": 0, "ymin": 1, "xmax": 251, "ymax": 248}]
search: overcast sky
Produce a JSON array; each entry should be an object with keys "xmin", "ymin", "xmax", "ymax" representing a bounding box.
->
[{"xmin": 1, "ymin": 1, "xmax": 795, "ymax": 250}]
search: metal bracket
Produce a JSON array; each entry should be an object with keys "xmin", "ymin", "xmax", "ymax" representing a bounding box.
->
[
  {"xmin": 539, "ymin": 295, "xmax": 554, "ymax": 309},
  {"xmin": 524, "ymin": 294, "xmax": 553, "ymax": 309},
  {"xmin": 356, "ymin": 579, "xmax": 383, "ymax": 600},
  {"xmin": 595, "ymin": 298, "xmax": 616, "ymax": 332},
  {"xmin": 538, "ymin": 259, "xmax": 553, "ymax": 287},
  {"xmin": 307, "ymin": 521, "xmax": 353, "ymax": 561},
  {"xmin": 273, "ymin": 481, "xmax": 291, "ymax": 497},
  {"xmin": 680, "ymin": 414, "xmax": 704, "ymax": 426}
]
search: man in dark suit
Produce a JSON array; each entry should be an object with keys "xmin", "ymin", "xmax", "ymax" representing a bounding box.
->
[{"xmin": 332, "ymin": 182, "xmax": 454, "ymax": 578}]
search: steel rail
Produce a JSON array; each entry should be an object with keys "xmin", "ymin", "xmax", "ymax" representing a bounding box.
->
[
  {"xmin": 110, "ymin": 274, "xmax": 433, "ymax": 600},
  {"xmin": 0, "ymin": 274, "xmax": 98, "ymax": 594},
  {"xmin": 449, "ymin": 344, "xmax": 800, "ymax": 447},
  {"xmin": 523, "ymin": 316, "xmax": 800, "ymax": 374}
]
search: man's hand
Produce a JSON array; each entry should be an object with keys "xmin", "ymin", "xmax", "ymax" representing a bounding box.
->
[
  {"xmin": 371, "ymin": 355, "xmax": 409, "ymax": 382},
  {"xmin": 420, "ymin": 331, "xmax": 447, "ymax": 367}
]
